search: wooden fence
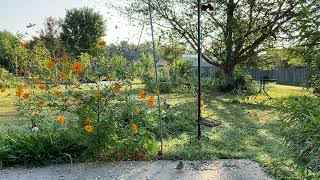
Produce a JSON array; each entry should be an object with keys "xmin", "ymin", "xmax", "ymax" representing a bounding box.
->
[
  {"xmin": 244, "ymin": 67, "xmax": 307, "ymax": 85},
  {"xmin": 192, "ymin": 66, "xmax": 308, "ymax": 86}
]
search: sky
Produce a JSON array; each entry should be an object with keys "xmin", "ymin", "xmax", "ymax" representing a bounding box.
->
[{"xmin": 0, "ymin": 0, "xmax": 147, "ymax": 44}]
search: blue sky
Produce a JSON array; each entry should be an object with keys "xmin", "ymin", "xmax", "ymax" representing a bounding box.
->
[{"xmin": 0, "ymin": 0, "xmax": 146, "ymax": 44}]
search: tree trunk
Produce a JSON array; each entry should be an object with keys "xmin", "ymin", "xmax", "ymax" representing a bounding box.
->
[{"xmin": 223, "ymin": 63, "xmax": 235, "ymax": 86}]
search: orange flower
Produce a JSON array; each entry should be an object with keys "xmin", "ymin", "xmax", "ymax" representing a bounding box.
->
[
  {"xmin": 60, "ymin": 55, "xmax": 68, "ymax": 64},
  {"xmin": 0, "ymin": 88, "xmax": 6, "ymax": 93},
  {"xmin": 57, "ymin": 115, "xmax": 65, "ymax": 124},
  {"xmin": 84, "ymin": 117, "xmax": 93, "ymax": 123},
  {"xmin": 139, "ymin": 89, "xmax": 146, "ymax": 99},
  {"xmin": 59, "ymin": 72, "xmax": 67, "ymax": 80},
  {"xmin": 131, "ymin": 122, "xmax": 139, "ymax": 134},
  {"xmin": 33, "ymin": 78, "xmax": 42, "ymax": 84},
  {"xmin": 153, "ymin": 89, "xmax": 160, "ymax": 94},
  {"xmin": 72, "ymin": 62, "xmax": 83, "ymax": 74},
  {"xmin": 47, "ymin": 60, "xmax": 56, "ymax": 69},
  {"xmin": 55, "ymin": 90, "xmax": 62, "ymax": 97},
  {"xmin": 112, "ymin": 83, "xmax": 121, "ymax": 93},
  {"xmin": 24, "ymin": 83, "xmax": 30, "ymax": 88},
  {"xmin": 16, "ymin": 88, "xmax": 23, "ymax": 97},
  {"xmin": 84, "ymin": 125, "xmax": 93, "ymax": 133},
  {"xmin": 95, "ymin": 92, "xmax": 102, "ymax": 101},
  {"xmin": 147, "ymin": 96, "xmax": 155, "ymax": 106},
  {"xmin": 37, "ymin": 99, "xmax": 45, "ymax": 106},
  {"xmin": 97, "ymin": 39, "xmax": 106, "ymax": 48},
  {"xmin": 38, "ymin": 84, "xmax": 47, "ymax": 90},
  {"xmin": 23, "ymin": 42, "xmax": 30, "ymax": 49},
  {"xmin": 22, "ymin": 93, "xmax": 31, "ymax": 100}
]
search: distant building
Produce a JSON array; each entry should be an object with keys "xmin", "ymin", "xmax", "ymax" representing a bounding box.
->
[{"xmin": 182, "ymin": 54, "xmax": 217, "ymax": 67}]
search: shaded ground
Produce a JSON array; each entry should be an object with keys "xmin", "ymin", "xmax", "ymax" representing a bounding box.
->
[{"xmin": 0, "ymin": 160, "xmax": 272, "ymax": 180}]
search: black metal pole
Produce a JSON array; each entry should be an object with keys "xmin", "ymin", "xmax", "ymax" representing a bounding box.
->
[{"xmin": 197, "ymin": 0, "xmax": 201, "ymax": 139}]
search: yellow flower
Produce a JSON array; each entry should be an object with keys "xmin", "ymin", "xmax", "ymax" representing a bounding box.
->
[
  {"xmin": 139, "ymin": 89, "xmax": 146, "ymax": 99},
  {"xmin": 57, "ymin": 115, "xmax": 65, "ymax": 124},
  {"xmin": 47, "ymin": 60, "xmax": 56, "ymax": 69},
  {"xmin": 84, "ymin": 125, "xmax": 93, "ymax": 133},
  {"xmin": 131, "ymin": 122, "xmax": 139, "ymax": 134},
  {"xmin": 55, "ymin": 90, "xmax": 62, "ymax": 97},
  {"xmin": 72, "ymin": 62, "xmax": 84, "ymax": 74},
  {"xmin": 200, "ymin": 96, "xmax": 205, "ymax": 112},
  {"xmin": 59, "ymin": 72, "xmax": 67, "ymax": 80},
  {"xmin": 84, "ymin": 117, "xmax": 93, "ymax": 123},
  {"xmin": 95, "ymin": 92, "xmax": 102, "ymax": 101},
  {"xmin": 153, "ymin": 89, "xmax": 160, "ymax": 94},
  {"xmin": 23, "ymin": 42, "xmax": 30, "ymax": 49},
  {"xmin": 112, "ymin": 83, "xmax": 121, "ymax": 93},
  {"xmin": 97, "ymin": 39, "xmax": 106, "ymax": 48},
  {"xmin": 22, "ymin": 92, "xmax": 31, "ymax": 100},
  {"xmin": 147, "ymin": 96, "xmax": 155, "ymax": 106},
  {"xmin": 60, "ymin": 55, "xmax": 68, "ymax": 64},
  {"xmin": 37, "ymin": 99, "xmax": 45, "ymax": 106}
]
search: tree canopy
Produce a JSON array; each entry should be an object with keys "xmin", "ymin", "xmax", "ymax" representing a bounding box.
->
[
  {"xmin": 112, "ymin": 0, "xmax": 302, "ymax": 86},
  {"xmin": 61, "ymin": 7, "xmax": 106, "ymax": 56}
]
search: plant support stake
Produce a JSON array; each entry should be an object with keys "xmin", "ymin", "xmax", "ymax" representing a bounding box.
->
[{"xmin": 148, "ymin": 0, "xmax": 163, "ymax": 153}]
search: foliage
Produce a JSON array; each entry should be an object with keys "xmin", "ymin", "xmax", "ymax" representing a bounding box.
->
[
  {"xmin": 277, "ymin": 96, "xmax": 320, "ymax": 173},
  {"xmin": 117, "ymin": 0, "xmax": 302, "ymax": 86},
  {"xmin": 61, "ymin": 7, "xmax": 106, "ymax": 56},
  {"xmin": 0, "ymin": 31, "xmax": 18, "ymax": 71}
]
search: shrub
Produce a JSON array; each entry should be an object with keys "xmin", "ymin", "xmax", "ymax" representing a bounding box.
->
[{"xmin": 278, "ymin": 96, "xmax": 320, "ymax": 172}]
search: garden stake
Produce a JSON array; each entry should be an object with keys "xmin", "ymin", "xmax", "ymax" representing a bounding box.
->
[{"xmin": 148, "ymin": 0, "xmax": 163, "ymax": 154}]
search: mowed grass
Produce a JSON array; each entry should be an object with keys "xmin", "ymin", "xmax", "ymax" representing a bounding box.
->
[{"xmin": 0, "ymin": 84, "xmax": 313, "ymax": 177}]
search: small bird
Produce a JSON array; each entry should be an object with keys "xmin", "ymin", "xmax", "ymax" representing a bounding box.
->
[
  {"xmin": 163, "ymin": 100, "xmax": 170, "ymax": 110},
  {"xmin": 26, "ymin": 23, "xmax": 36, "ymax": 28},
  {"xmin": 176, "ymin": 161, "xmax": 184, "ymax": 171}
]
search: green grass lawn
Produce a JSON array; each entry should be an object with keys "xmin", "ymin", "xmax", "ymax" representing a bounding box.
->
[{"xmin": 0, "ymin": 84, "xmax": 313, "ymax": 178}]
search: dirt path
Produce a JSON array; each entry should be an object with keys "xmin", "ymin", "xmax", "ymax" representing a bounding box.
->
[{"xmin": 0, "ymin": 159, "xmax": 272, "ymax": 180}]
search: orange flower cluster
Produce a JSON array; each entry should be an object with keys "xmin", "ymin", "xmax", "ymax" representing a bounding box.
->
[
  {"xmin": 47, "ymin": 60, "xmax": 56, "ymax": 69},
  {"xmin": 84, "ymin": 125, "xmax": 93, "ymax": 133},
  {"xmin": 22, "ymin": 93, "xmax": 31, "ymax": 100},
  {"xmin": 72, "ymin": 62, "xmax": 83, "ymax": 74},
  {"xmin": 148, "ymin": 96, "xmax": 155, "ymax": 106},
  {"xmin": 131, "ymin": 122, "xmax": 139, "ymax": 134},
  {"xmin": 33, "ymin": 78, "xmax": 42, "ymax": 84},
  {"xmin": 112, "ymin": 83, "xmax": 121, "ymax": 93},
  {"xmin": 60, "ymin": 55, "xmax": 68, "ymax": 64},
  {"xmin": 0, "ymin": 88, "xmax": 6, "ymax": 93},
  {"xmin": 139, "ymin": 89, "xmax": 146, "ymax": 99},
  {"xmin": 57, "ymin": 115, "xmax": 65, "ymax": 124},
  {"xmin": 84, "ymin": 117, "xmax": 93, "ymax": 123},
  {"xmin": 37, "ymin": 99, "xmax": 45, "ymax": 106},
  {"xmin": 24, "ymin": 83, "xmax": 30, "ymax": 88},
  {"xmin": 97, "ymin": 39, "xmax": 106, "ymax": 48},
  {"xmin": 38, "ymin": 84, "xmax": 47, "ymax": 90},
  {"xmin": 55, "ymin": 90, "xmax": 62, "ymax": 97},
  {"xmin": 59, "ymin": 72, "xmax": 67, "ymax": 80},
  {"xmin": 23, "ymin": 42, "xmax": 30, "ymax": 49},
  {"xmin": 16, "ymin": 87, "xmax": 23, "ymax": 97}
]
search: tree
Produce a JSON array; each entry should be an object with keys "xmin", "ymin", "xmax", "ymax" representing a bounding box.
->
[
  {"xmin": 61, "ymin": 7, "xmax": 106, "ymax": 56},
  {"xmin": 296, "ymin": 0, "xmax": 320, "ymax": 96},
  {"xmin": 0, "ymin": 31, "xmax": 18, "ymax": 71},
  {"xmin": 111, "ymin": 0, "xmax": 301, "ymax": 87}
]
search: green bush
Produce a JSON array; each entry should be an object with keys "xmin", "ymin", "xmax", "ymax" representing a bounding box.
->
[
  {"xmin": 0, "ymin": 127, "xmax": 87, "ymax": 167},
  {"xmin": 278, "ymin": 96, "xmax": 320, "ymax": 172}
]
